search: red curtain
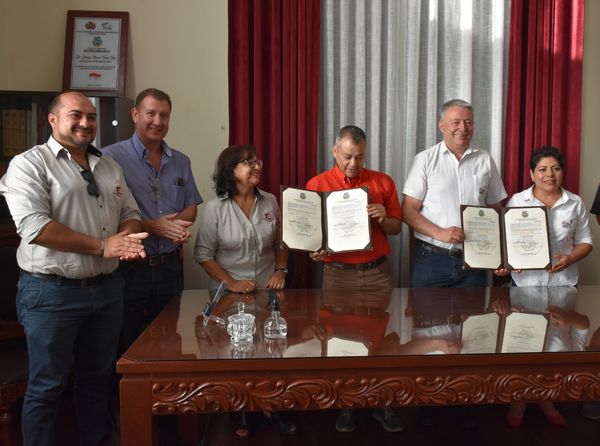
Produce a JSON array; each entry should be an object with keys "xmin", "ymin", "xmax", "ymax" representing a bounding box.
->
[
  {"xmin": 503, "ymin": 0, "xmax": 585, "ymax": 197},
  {"xmin": 228, "ymin": 0, "xmax": 321, "ymax": 288},
  {"xmin": 228, "ymin": 0, "xmax": 320, "ymax": 193}
]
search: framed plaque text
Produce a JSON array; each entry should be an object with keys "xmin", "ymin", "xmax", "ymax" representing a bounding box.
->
[{"xmin": 62, "ymin": 11, "xmax": 129, "ymax": 96}]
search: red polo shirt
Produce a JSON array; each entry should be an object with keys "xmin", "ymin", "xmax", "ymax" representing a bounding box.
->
[{"xmin": 306, "ymin": 165, "xmax": 402, "ymax": 264}]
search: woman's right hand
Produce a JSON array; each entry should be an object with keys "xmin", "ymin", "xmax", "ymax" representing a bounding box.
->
[{"xmin": 229, "ymin": 279, "xmax": 258, "ymax": 294}]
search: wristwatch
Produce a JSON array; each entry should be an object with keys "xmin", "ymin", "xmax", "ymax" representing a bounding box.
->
[{"xmin": 275, "ymin": 267, "xmax": 288, "ymax": 274}]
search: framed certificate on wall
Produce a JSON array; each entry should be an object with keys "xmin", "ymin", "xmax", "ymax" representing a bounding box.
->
[{"xmin": 62, "ymin": 11, "xmax": 129, "ymax": 96}]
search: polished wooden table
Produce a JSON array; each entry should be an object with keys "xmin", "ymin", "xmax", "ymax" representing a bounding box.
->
[{"xmin": 117, "ymin": 286, "xmax": 600, "ymax": 445}]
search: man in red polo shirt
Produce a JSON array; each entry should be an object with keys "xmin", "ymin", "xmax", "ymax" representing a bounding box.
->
[
  {"xmin": 306, "ymin": 125, "xmax": 402, "ymax": 290},
  {"xmin": 306, "ymin": 125, "xmax": 403, "ymax": 433}
]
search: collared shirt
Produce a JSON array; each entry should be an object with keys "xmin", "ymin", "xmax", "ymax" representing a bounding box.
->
[
  {"xmin": 306, "ymin": 165, "xmax": 402, "ymax": 264},
  {"xmin": 102, "ymin": 134, "xmax": 202, "ymax": 256},
  {"xmin": 591, "ymin": 184, "xmax": 600, "ymax": 216},
  {"xmin": 0, "ymin": 136, "xmax": 141, "ymax": 278},
  {"xmin": 402, "ymin": 141, "xmax": 507, "ymax": 250},
  {"xmin": 193, "ymin": 189, "xmax": 281, "ymax": 290},
  {"xmin": 507, "ymin": 186, "xmax": 593, "ymax": 286}
]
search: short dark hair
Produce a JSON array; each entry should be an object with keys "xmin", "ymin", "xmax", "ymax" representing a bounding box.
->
[
  {"xmin": 48, "ymin": 91, "xmax": 89, "ymax": 115},
  {"xmin": 529, "ymin": 146, "xmax": 564, "ymax": 170},
  {"xmin": 213, "ymin": 145, "xmax": 257, "ymax": 197},
  {"xmin": 440, "ymin": 99, "xmax": 474, "ymax": 120},
  {"xmin": 135, "ymin": 88, "xmax": 172, "ymax": 110},
  {"xmin": 335, "ymin": 125, "xmax": 367, "ymax": 146}
]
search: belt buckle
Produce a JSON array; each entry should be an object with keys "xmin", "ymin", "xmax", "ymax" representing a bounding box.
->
[
  {"xmin": 356, "ymin": 263, "xmax": 368, "ymax": 271},
  {"xmin": 448, "ymin": 248, "xmax": 461, "ymax": 257},
  {"xmin": 148, "ymin": 255, "xmax": 164, "ymax": 266}
]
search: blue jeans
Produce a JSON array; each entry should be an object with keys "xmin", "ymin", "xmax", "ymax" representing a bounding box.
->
[
  {"xmin": 16, "ymin": 271, "xmax": 123, "ymax": 446},
  {"xmin": 117, "ymin": 256, "xmax": 182, "ymax": 353},
  {"xmin": 410, "ymin": 243, "xmax": 486, "ymax": 288}
]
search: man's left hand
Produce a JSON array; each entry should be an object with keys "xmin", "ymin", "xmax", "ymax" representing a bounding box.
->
[{"xmin": 367, "ymin": 203, "xmax": 386, "ymax": 223}]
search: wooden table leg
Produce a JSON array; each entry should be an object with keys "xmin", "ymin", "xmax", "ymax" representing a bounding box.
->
[{"xmin": 120, "ymin": 378, "xmax": 155, "ymax": 446}]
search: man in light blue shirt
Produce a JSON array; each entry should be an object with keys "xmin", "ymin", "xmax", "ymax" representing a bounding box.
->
[{"xmin": 103, "ymin": 88, "xmax": 203, "ymax": 352}]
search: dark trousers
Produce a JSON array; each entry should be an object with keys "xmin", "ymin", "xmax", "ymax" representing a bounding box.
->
[
  {"xmin": 113, "ymin": 257, "xmax": 183, "ymax": 444},
  {"xmin": 117, "ymin": 255, "xmax": 183, "ymax": 354},
  {"xmin": 410, "ymin": 243, "xmax": 486, "ymax": 288}
]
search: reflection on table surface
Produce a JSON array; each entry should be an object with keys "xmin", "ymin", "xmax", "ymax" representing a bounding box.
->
[{"xmin": 122, "ymin": 286, "xmax": 600, "ymax": 362}]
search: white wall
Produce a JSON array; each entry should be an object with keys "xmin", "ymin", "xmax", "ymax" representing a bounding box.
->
[
  {"xmin": 0, "ymin": 0, "xmax": 228, "ymax": 288},
  {"xmin": 1, "ymin": 0, "xmax": 598, "ymax": 287}
]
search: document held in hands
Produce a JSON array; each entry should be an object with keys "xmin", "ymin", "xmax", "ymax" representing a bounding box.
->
[
  {"xmin": 461, "ymin": 205, "xmax": 551, "ymax": 270},
  {"xmin": 281, "ymin": 186, "xmax": 372, "ymax": 253}
]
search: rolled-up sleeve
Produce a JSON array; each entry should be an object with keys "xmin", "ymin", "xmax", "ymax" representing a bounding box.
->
[
  {"xmin": 118, "ymin": 182, "xmax": 143, "ymax": 225},
  {"xmin": 574, "ymin": 200, "xmax": 594, "ymax": 246},
  {"xmin": 194, "ymin": 200, "xmax": 218, "ymax": 262},
  {"xmin": 0, "ymin": 153, "xmax": 53, "ymax": 244}
]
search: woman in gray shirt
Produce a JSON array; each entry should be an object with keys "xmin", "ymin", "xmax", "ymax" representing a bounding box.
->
[
  {"xmin": 193, "ymin": 145, "xmax": 292, "ymax": 437},
  {"xmin": 194, "ymin": 144, "xmax": 288, "ymax": 293}
]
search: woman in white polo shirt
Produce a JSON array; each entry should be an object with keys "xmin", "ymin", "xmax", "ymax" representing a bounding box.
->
[{"xmin": 500, "ymin": 146, "xmax": 593, "ymax": 427}]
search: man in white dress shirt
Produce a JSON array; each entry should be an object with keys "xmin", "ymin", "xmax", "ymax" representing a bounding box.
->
[
  {"xmin": 402, "ymin": 99, "xmax": 507, "ymax": 288},
  {"xmin": 402, "ymin": 98, "xmax": 507, "ymax": 428}
]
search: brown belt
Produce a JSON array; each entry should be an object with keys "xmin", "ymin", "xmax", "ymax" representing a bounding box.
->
[
  {"xmin": 137, "ymin": 250, "xmax": 179, "ymax": 266},
  {"xmin": 324, "ymin": 256, "xmax": 387, "ymax": 271},
  {"xmin": 415, "ymin": 239, "xmax": 462, "ymax": 257}
]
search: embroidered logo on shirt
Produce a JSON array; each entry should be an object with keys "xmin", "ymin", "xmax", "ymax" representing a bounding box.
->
[
  {"xmin": 264, "ymin": 212, "xmax": 274, "ymax": 222},
  {"xmin": 562, "ymin": 219, "xmax": 573, "ymax": 229},
  {"xmin": 479, "ymin": 186, "xmax": 486, "ymax": 195},
  {"xmin": 114, "ymin": 185, "xmax": 124, "ymax": 198}
]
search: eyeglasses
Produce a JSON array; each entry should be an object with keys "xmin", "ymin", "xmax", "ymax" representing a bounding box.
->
[
  {"xmin": 148, "ymin": 176, "xmax": 161, "ymax": 202},
  {"xmin": 80, "ymin": 169, "xmax": 100, "ymax": 197},
  {"xmin": 239, "ymin": 159, "xmax": 263, "ymax": 169}
]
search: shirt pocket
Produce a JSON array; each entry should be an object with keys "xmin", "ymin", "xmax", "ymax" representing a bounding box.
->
[
  {"xmin": 472, "ymin": 172, "xmax": 490, "ymax": 203},
  {"xmin": 169, "ymin": 184, "xmax": 186, "ymax": 210}
]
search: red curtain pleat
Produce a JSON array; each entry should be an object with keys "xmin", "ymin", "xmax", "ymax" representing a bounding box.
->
[
  {"xmin": 228, "ymin": 0, "xmax": 321, "ymax": 288},
  {"xmin": 228, "ymin": 0, "xmax": 320, "ymax": 193},
  {"xmin": 503, "ymin": 0, "xmax": 585, "ymax": 197}
]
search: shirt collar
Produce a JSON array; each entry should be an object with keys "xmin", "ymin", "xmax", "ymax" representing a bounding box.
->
[
  {"xmin": 218, "ymin": 188, "xmax": 263, "ymax": 201},
  {"xmin": 440, "ymin": 140, "xmax": 477, "ymax": 157},
  {"xmin": 48, "ymin": 136, "xmax": 102, "ymax": 159},
  {"xmin": 131, "ymin": 133, "xmax": 172, "ymax": 160},
  {"xmin": 525, "ymin": 185, "xmax": 569, "ymax": 206},
  {"xmin": 332, "ymin": 164, "xmax": 363, "ymax": 185}
]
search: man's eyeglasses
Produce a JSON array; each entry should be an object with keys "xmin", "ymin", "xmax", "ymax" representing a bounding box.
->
[
  {"xmin": 238, "ymin": 158, "xmax": 263, "ymax": 169},
  {"xmin": 80, "ymin": 169, "xmax": 100, "ymax": 197}
]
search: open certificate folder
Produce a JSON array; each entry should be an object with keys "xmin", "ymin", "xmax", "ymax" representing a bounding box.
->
[
  {"xmin": 461, "ymin": 205, "xmax": 551, "ymax": 270},
  {"xmin": 461, "ymin": 312, "xmax": 548, "ymax": 354},
  {"xmin": 281, "ymin": 186, "xmax": 372, "ymax": 253}
]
